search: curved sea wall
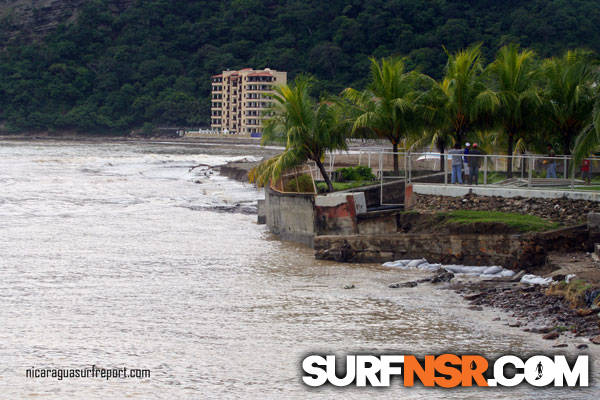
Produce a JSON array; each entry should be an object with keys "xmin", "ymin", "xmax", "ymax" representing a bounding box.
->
[{"xmin": 264, "ymin": 187, "xmax": 316, "ymax": 247}]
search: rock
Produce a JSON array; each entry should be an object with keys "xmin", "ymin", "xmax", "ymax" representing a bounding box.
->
[
  {"xmin": 508, "ymin": 322, "xmax": 522, "ymax": 327},
  {"xmin": 520, "ymin": 285, "xmax": 536, "ymax": 292},
  {"xmin": 431, "ymin": 271, "xmax": 454, "ymax": 284},
  {"xmin": 553, "ymin": 343, "xmax": 568, "ymax": 348},
  {"xmin": 543, "ymin": 331, "xmax": 560, "ymax": 340},
  {"xmin": 576, "ymin": 308, "xmax": 596, "ymax": 317},
  {"xmin": 590, "ymin": 335, "xmax": 600, "ymax": 345},
  {"xmin": 464, "ymin": 292, "xmax": 484, "ymax": 301},
  {"xmin": 493, "ymin": 317, "xmax": 501, "ymax": 321},
  {"xmin": 468, "ymin": 306, "xmax": 483, "ymax": 311},
  {"xmin": 343, "ymin": 284, "xmax": 355, "ymax": 289},
  {"xmin": 576, "ymin": 344, "xmax": 589, "ymax": 349},
  {"xmin": 389, "ymin": 281, "xmax": 417, "ymax": 288}
]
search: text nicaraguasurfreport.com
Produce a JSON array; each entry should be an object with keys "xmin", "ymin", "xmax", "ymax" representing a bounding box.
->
[{"xmin": 26, "ymin": 365, "xmax": 150, "ymax": 380}]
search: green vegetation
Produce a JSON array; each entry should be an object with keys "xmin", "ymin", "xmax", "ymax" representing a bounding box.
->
[
  {"xmin": 284, "ymin": 174, "xmax": 315, "ymax": 193},
  {"xmin": 342, "ymin": 57, "xmax": 428, "ymax": 173},
  {"xmin": 2, "ymin": 0, "xmax": 600, "ymax": 134},
  {"xmin": 249, "ymin": 76, "xmax": 347, "ymax": 192},
  {"xmin": 316, "ymin": 180, "xmax": 378, "ymax": 193},
  {"xmin": 442, "ymin": 210, "xmax": 560, "ymax": 232},
  {"xmin": 547, "ymin": 279, "xmax": 597, "ymax": 308},
  {"xmin": 335, "ymin": 166, "xmax": 376, "ymax": 182}
]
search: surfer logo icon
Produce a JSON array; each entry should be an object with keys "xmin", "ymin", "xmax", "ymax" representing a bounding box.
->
[{"xmin": 535, "ymin": 361, "xmax": 543, "ymax": 380}]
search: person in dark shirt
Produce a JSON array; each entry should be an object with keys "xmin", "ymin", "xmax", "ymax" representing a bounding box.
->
[{"xmin": 468, "ymin": 143, "xmax": 484, "ymax": 185}]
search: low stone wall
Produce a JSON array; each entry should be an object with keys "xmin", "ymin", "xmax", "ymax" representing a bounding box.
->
[
  {"xmin": 412, "ymin": 192, "xmax": 600, "ymax": 225},
  {"xmin": 314, "ymin": 233, "xmax": 545, "ymax": 269},
  {"xmin": 314, "ymin": 223, "xmax": 595, "ymax": 269},
  {"xmin": 264, "ymin": 187, "xmax": 315, "ymax": 247}
]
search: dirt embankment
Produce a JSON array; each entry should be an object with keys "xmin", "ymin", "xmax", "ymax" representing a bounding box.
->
[
  {"xmin": 413, "ymin": 193, "xmax": 600, "ymax": 226},
  {"xmin": 397, "ymin": 211, "xmax": 524, "ymax": 235},
  {"xmin": 217, "ymin": 161, "xmax": 260, "ymax": 183}
]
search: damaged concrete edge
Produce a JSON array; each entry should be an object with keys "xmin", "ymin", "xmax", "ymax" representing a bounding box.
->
[{"xmin": 412, "ymin": 183, "xmax": 600, "ymax": 202}]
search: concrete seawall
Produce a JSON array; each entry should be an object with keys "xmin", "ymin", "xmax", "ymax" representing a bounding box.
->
[{"xmin": 264, "ymin": 187, "xmax": 316, "ymax": 247}]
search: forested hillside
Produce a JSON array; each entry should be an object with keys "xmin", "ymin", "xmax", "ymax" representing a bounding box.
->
[{"xmin": 1, "ymin": 0, "xmax": 599, "ymax": 133}]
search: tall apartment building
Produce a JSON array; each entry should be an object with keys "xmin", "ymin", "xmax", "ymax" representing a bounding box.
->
[{"xmin": 210, "ymin": 68, "xmax": 287, "ymax": 135}]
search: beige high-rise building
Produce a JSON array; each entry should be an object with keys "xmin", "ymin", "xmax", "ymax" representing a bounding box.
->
[{"xmin": 210, "ymin": 68, "xmax": 287, "ymax": 135}]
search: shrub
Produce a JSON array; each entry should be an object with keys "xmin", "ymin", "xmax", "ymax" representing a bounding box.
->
[
  {"xmin": 335, "ymin": 166, "xmax": 376, "ymax": 182},
  {"xmin": 284, "ymin": 174, "xmax": 315, "ymax": 193}
]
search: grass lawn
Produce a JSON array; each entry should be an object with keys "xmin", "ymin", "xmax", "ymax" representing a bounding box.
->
[
  {"xmin": 316, "ymin": 180, "xmax": 378, "ymax": 192},
  {"xmin": 442, "ymin": 210, "xmax": 560, "ymax": 232}
]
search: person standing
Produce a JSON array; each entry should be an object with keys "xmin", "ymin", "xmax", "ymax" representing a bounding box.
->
[
  {"xmin": 449, "ymin": 144, "xmax": 464, "ymax": 184},
  {"xmin": 546, "ymin": 145, "xmax": 557, "ymax": 178},
  {"xmin": 468, "ymin": 143, "xmax": 483, "ymax": 185},
  {"xmin": 463, "ymin": 142, "xmax": 471, "ymax": 182},
  {"xmin": 581, "ymin": 158, "xmax": 591, "ymax": 185}
]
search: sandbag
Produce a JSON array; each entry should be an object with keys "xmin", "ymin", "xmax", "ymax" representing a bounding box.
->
[{"xmin": 406, "ymin": 259, "xmax": 427, "ymax": 268}]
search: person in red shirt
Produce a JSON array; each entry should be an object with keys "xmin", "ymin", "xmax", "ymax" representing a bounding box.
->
[{"xmin": 581, "ymin": 158, "xmax": 591, "ymax": 185}]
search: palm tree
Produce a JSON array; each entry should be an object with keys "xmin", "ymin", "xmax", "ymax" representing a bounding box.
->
[
  {"xmin": 341, "ymin": 57, "xmax": 429, "ymax": 175},
  {"xmin": 541, "ymin": 50, "xmax": 596, "ymax": 155},
  {"xmin": 573, "ymin": 96, "xmax": 600, "ymax": 167},
  {"xmin": 249, "ymin": 76, "xmax": 347, "ymax": 193},
  {"xmin": 487, "ymin": 44, "xmax": 541, "ymax": 177},
  {"xmin": 425, "ymin": 44, "xmax": 498, "ymax": 147}
]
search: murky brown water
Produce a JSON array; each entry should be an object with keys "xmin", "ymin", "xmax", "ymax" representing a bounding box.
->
[{"xmin": 0, "ymin": 141, "xmax": 597, "ymax": 399}]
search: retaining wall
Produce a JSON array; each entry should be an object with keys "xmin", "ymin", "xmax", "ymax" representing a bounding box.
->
[{"xmin": 264, "ymin": 187, "xmax": 316, "ymax": 247}]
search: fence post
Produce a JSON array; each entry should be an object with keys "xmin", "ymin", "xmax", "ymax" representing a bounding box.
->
[
  {"xmin": 368, "ymin": 152, "xmax": 371, "ymax": 169},
  {"xmin": 444, "ymin": 152, "xmax": 448, "ymax": 185},
  {"xmin": 407, "ymin": 151, "xmax": 411, "ymax": 183},
  {"xmin": 528, "ymin": 156, "xmax": 533, "ymax": 188},
  {"xmin": 483, "ymin": 155, "xmax": 488, "ymax": 185},
  {"xmin": 380, "ymin": 152, "xmax": 384, "ymax": 205},
  {"xmin": 520, "ymin": 155, "xmax": 524, "ymax": 179},
  {"xmin": 309, "ymin": 165, "xmax": 317, "ymax": 194},
  {"xmin": 563, "ymin": 156, "xmax": 567, "ymax": 180},
  {"xmin": 571, "ymin": 159, "xmax": 575, "ymax": 190}
]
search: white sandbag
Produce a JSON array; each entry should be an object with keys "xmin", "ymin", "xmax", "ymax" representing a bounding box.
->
[
  {"xmin": 383, "ymin": 260, "xmax": 406, "ymax": 267},
  {"xmin": 382, "ymin": 260, "xmax": 410, "ymax": 267},
  {"xmin": 443, "ymin": 265, "xmax": 465, "ymax": 273},
  {"xmin": 520, "ymin": 274, "xmax": 553, "ymax": 285},
  {"xmin": 444, "ymin": 265, "xmax": 488, "ymax": 274},
  {"xmin": 463, "ymin": 266, "xmax": 489, "ymax": 274},
  {"xmin": 418, "ymin": 263, "xmax": 442, "ymax": 271},
  {"xmin": 499, "ymin": 269, "xmax": 515, "ymax": 277},
  {"xmin": 565, "ymin": 274, "xmax": 576, "ymax": 283},
  {"xmin": 483, "ymin": 266, "xmax": 502, "ymax": 275},
  {"xmin": 406, "ymin": 259, "xmax": 428, "ymax": 269}
]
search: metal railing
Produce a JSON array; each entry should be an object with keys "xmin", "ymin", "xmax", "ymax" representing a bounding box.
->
[{"xmin": 269, "ymin": 150, "xmax": 600, "ymax": 202}]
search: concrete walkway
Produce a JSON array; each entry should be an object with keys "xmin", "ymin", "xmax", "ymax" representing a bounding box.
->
[{"xmin": 412, "ymin": 183, "xmax": 600, "ymax": 202}]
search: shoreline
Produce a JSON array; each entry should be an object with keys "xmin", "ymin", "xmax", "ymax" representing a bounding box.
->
[
  {"xmin": 386, "ymin": 268, "xmax": 600, "ymax": 353},
  {"xmin": 0, "ymin": 133, "xmax": 264, "ymax": 146}
]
